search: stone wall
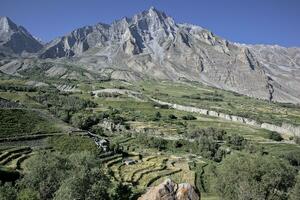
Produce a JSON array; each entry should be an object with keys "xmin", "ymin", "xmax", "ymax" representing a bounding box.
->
[{"xmin": 151, "ymin": 98, "xmax": 300, "ymax": 137}]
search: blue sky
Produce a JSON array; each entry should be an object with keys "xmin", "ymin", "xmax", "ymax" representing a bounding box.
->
[{"xmin": 1, "ymin": 0, "xmax": 299, "ymax": 47}]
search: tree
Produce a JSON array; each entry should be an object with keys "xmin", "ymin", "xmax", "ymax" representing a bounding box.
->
[
  {"xmin": 216, "ymin": 152, "xmax": 296, "ymax": 200},
  {"xmin": 18, "ymin": 152, "xmax": 70, "ymax": 200}
]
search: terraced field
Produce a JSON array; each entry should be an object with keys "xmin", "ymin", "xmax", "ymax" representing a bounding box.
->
[
  {"xmin": 0, "ymin": 146, "xmax": 33, "ymax": 170},
  {"xmin": 100, "ymin": 152, "xmax": 197, "ymax": 190}
]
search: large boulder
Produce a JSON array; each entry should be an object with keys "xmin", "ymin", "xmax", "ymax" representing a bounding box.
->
[{"xmin": 138, "ymin": 179, "xmax": 200, "ymax": 200}]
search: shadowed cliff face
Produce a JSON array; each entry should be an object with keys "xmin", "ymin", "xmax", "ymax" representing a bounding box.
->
[
  {"xmin": 1, "ymin": 7, "xmax": 300, "ymax": 103},
  {"xmin": 0, "ymin": 16, "xmax": 42, "ymax": 54},
  {"xmin": 138, "ymin": 179, "xmax": 200, "ymax": 200}
]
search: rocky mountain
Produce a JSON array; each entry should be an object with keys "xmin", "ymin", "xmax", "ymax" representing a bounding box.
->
[
  {"xmin": 0, "ymin": 16, "xmax": 42, "ymax": 55},
  {"xmin": 1, "ymin": 7, "xmax": 300, "ymax": 103}
]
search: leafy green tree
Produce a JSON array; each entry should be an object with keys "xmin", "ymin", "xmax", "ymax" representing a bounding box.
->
[
  {"xmin": 216, "ymin": 152, "xmax": 296, "ymax": 200},
  {"xmin": 18, "ymin": 152, "xmax": 70, "ymax": 200},
  {"xmin": 54, "ymin": 152, "xmax": 111, "ymax": 200}
]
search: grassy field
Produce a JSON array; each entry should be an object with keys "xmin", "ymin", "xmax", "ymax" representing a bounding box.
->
[{"xmin": 0, "ymin": 109, "xmax": 62, "ymax": 138}]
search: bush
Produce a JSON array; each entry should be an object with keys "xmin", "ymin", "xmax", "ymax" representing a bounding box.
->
[
  {"xmin": 153, "ymin": 112, "xmax": 162, "ymax": 121},
  {"xmin": 268, "ymin": 131, "xmax": 283, "ymax": 141},
  {"xmin": 168, "ymin": 114, "xmax": 177, "ymax": 120},
  {"xmin": 182, "ymin": 114, "xmax": 196, "ymax": 120},
  {"xmin": 226, "ymin": 134, "xmax": 247, "ymax": 150},
  {"xmin": 70, "ymin": 113, "xmax": 100, "ymax": 130}
]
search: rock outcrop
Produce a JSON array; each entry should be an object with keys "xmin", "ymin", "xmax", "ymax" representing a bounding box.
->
[
  {"xmin": 0, "ymin": 16, "xmax": 42, "ymax": 54},
  {"xmin": 138, "ymin": 179, "xmax": 200, "ymax": 200}
]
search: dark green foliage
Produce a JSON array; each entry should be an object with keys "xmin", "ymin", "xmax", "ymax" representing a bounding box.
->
[
  {"xmin": 168, "ymin": 114, "xmax": 177, "ymax": 120},
  {"xmin": 0, "ymin": 84, "xmax": 37, "ymax": 92},
  {"xmin": 18, "ymin": 151, "xmax": 114, "ymax": 200},
  {"xmin": 135, "ymin": 133, "xmax": 167, "ymax": 151},
  {"xmin": 216, "ymin": 152, "xmax": 296, "ymax": 200},
  {"xmin": 226, "ymin": 134, "xmax": 247, "ymax": 150},
  {"xmin": 90, "ymin": 125, "xmax": 105, "ymax": 136},
  {"xmin": 186, "ymin": 128, "xmax": 227, "ymax": 140},
  {"xmin": 268, "ymin": 131, "xmax": 283, "ymax": 141},
  {"xmin": 110, "ymin": 182, "xmax": 132, "ymax": 200},
  {"xmin": 153, "ymin": 111, "xmax": 162, "ymax": 121},
  {"xmin": 0, "ymin": 167, "xmax": 20, "ymax": 183},
  {"xmin": 182, "ymin": 114, "xmax": 196, "ymax": 120},
  {"xmin": 182, "ymin": 92, "xmax": 223, "ymax": 102},
  {"xmin": 18, "ymin": 152, "xmax": 70, "ymax": 200},
  {"xmin": 280, "ymin": 150, "xmax": 300, "ymax": 167},
  {"xmin": 70, "ymin": 113, "xmax": 100, "ymax": 130},
  {"xmin": 33, "ymin": 91, "xmax": 97, "ymax": 122}
]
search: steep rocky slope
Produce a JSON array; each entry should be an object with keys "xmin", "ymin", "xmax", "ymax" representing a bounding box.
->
[
  {"xmin": 0, "ymin": 16, "xmax": 42, "ymax": 55},
  {"xmin": 0, "ymin": 7, "xmax": 300, "ymax": 103}
]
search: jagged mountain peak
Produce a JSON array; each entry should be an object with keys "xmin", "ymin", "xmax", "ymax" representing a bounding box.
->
[
  {"xmin": 12, "ymin": 8, "xmax": 298, "ymax": 104},
  {"xmin": 0, "ymin": 16, "xmax": 18, "ymax": 33},
  {"xmin": 0, "ymin": 16, "xmax": 42, "ymax": 54}
]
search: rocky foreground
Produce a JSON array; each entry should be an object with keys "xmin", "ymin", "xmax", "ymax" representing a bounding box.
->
[{"xmin": 138, "ymin": 179, "xmax": 200, "ymax": 200}]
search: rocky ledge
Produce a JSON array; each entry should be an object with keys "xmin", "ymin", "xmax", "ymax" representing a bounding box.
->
[{"xmin": 138, "ymin": 179, "xmax": 200, "ymax": 200}]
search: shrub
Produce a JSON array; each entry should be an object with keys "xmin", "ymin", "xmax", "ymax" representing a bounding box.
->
[
  {"xmin": 182, "ymin": 114, "xmax": 196, "ymax": 120},
  {"xmin": 153, "ymin": 112, "xmax": 162, "ymax": 121},
  {"xmin": 226, "ymin": 134, "xmax": 247, "ymax": 150},
  {"xmin": 168, "ymin": 114, "xmax": 177, "ymax": 120},
  {"xmin": 268, "ymin": 131, "xmax": 283, "ymax": 141}
]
